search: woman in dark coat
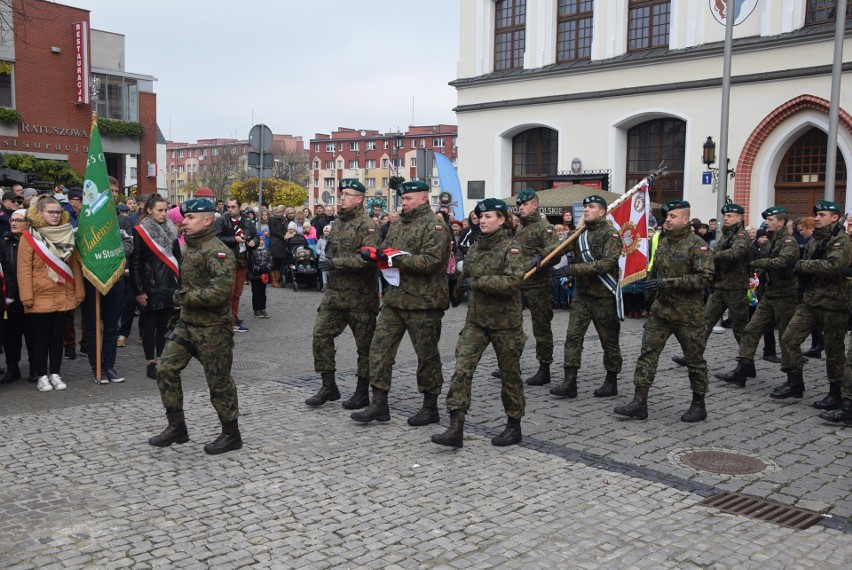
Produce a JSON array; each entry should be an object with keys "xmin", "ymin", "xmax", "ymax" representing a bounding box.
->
[
  {"xmin": 268, "ymin": 205, "xmax": 288, "ymax": 286},
  {"xmin": 131, "ymin": 194, "xmax": 182, "ymax": 379},
  {"xmin": 458, "ymin": 210, "xmax": 481, "ymax": 256},
  {"xmin": 0, "ymin": 209, "xmax": 35, "ymax": 383}
]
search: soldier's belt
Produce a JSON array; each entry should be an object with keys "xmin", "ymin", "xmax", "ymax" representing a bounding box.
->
[{"xmin": 164, "ymin": 331, "xmax": 199, "ymax": 359}]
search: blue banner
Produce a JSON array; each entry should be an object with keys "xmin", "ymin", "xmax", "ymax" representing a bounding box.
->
[{"xmin": 435, "ymin": 152, "xmax": 463, "ymax": 221}]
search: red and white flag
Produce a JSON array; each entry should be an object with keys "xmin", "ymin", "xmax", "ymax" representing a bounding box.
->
[{"xmin": 607, "ymin": 183, "xmax": 649, "ymax": 286}]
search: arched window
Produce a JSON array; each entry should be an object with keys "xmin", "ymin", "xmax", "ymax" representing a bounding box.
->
[
  {"xmin": 557, "ymin": 0, "xmax": 593, "ymax": 62},
  {"xmin": 511, "ymin": 127, "xmax": 558, "ymax": 195},
  {"xmin": 775, "ymin": 127, "xmax": 847, "ymax": 219},
  {"xmin": 626, "ymin": 118, "xmax": 685, "ymax": 204},
  {"xmin": 628, "ymin": 0, "xmax": 670, "ymax": 51},
  {"xmin": 494, "ymin": 0, "xmax": 526, "ymax": 71}
]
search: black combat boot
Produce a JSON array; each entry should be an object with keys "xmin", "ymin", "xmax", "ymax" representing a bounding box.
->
[
  {"xmin": 491, "ymin": 370, "xmax": 502, "ymax": 379},
  {"xmin": 305, "ymin": 372, "xmax": 341, "ymax": 407},
  {"xmin": 614, "ymin": 386, "xmax": 649, "ymax": 419},
  {"xmin": 148, "ymin": 409, "xmax": 189, "ymax": 447},
  {"xmin": 407, "ymin": 392, "xmax": 441, "ymax": 426},
  {"xmin": 549, "ymin": 367, "xmax": 578, "ymax": 397},
  {"xmin": 819, "ymin": 398, "xmax": 852, "ymax": 424},
  {"xmin": 680, "ymin": 393, "xmax": 707, "ymax": 423},
  {"xmin": 594, "ymin": 371, "xmax": 619, "ymax": 397},
  {"xmin": 671, "ymin": 355, "xmax": 687, "ymax": 367},
  {"xmin": 203, "ymin": 419, "xmax": 243, "ymax": 455},
  {"xmin": 431, "ymin": 410, "xmax": 464, "ymax": 448},
  {"xmin": 350, "ymin": 387, "xmax": 390, "ymax": 423},
  {"xmin": 770, "ymin": 371, "xmax": 804, "ymax": 399},
  {"xmin": 812, "ymin": 383, "xmax": 842, "ymax": 410},
  {"xmin": 0, "ymin": 362, "xmax": 21, "ymax": 384},
  {"xmin": 341, "ymin": 376, "xmax": 370, "ymax": 410},
  {"xmin": 714, "ymin": 360, "xmax": 756, "ymax": 387},
  {"xmin": 491, "ymin": 417, "xmax": 522, "ymax": 446},
  {"xmin": 526, "ymin": 362, "xmax": 551, "ymax": 386}
]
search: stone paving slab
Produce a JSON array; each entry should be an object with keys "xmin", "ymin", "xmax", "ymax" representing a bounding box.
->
[{"xmin": 0, "ymin": 381, "xmax": 850, "ymax": 569}]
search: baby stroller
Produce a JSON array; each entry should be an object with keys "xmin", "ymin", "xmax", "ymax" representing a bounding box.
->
[{"xmin": 286, "ymin": 239, "xmax": 321, "ymax": 292}]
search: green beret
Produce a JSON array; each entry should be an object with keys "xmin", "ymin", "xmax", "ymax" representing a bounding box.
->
[
  {"xmin": 515, "ymin": 188, "xmax": 537, "ymax": 205},
  {"xmin": 661, "ymin": 199, "xmax": 690, "ymax": 215},
  {"xmin": 761, "ymin": 206, "xmax": 788, "ymax": 219},
  {"xmin": 339, "ymin": 178, "xmax": 366, "ymax": 193},
  {"xmin": 813, "ymin": 200, "xmax": 841, "ymax": 215},
  {"xmin": 473, "ymin": 198, "xmax": 508, "ymax": 217},
  {"xmin": 180, "ymin": 198, "xmax": 216, "ymax": 214},
  {"xmin": 583, "ymin": 195, "xmax": 607, "ymax": 207},
  {"xmin": 397, "ymin": 180, "xmax": 429, "ymax": 195},
  {"xmin": 721, "ymin": 203, "xmax": 745, "ymax": 215}
]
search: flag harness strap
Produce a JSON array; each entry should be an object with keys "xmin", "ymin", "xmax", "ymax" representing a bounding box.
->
[{"xmin": 578, "ymin": 230, "xmax": 624, "ymax": 321}]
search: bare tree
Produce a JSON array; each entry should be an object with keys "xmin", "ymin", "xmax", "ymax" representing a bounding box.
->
[
  {"xmin": 1, "ymin": 0, "xmax": 51, "ymax": 48},
  {"xmin": 198, "ymin": 147, "xmax": 243, "ymax": 201},
  {"xmin": 270, "ymin": 149, "xmax": 310, "ymax": 187}
]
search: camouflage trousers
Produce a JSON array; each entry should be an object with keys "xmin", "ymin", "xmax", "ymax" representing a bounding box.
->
[
  {"xmin": 521, "ymin": 285, "xmax": 554, "ymax": 364},
  {"xmin": 445, "ymin": 324, "xmax": 527, "ymax": 419},
  {"xmin": 703, "ymin": 288, "xmax": 749, "ymax": 343},
  {"xmin": 780, "ymin": 304, "xmax": 846, "ymax": 384},
  {"xmin": 842, "ymin": 338, "xmax": 852, "ymax": 400},
  {"xmin": 634, "ymin": 312, "xmax": 708, "ymax": 395},
  {"xmin": 737, "ymin": 296, "xmax": 797, "ymax": 370},
  {"xmin": 312, "ymin": 307, "xmax": 376, "ymax": 378},
  {"xmin": 156, "ymin": 321, "xmax": 239, "ymax": 423},
  {"xmin": 563, "ymin": 293, "xmax": 622, "ymax": 373},
  {"xmin": 369, "ymin": 306, "xmax": 444, "ymax": 395}
]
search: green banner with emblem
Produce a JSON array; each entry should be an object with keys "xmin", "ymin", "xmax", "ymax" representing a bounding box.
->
[{"xmin": 77, "ymin": 119, "xmax": 125, "ymax": 295}]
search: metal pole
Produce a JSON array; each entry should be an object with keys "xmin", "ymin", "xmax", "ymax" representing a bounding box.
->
[
  {"xmin": 716, "ymin": 2, "xmax": 736, "ymax": 215},
  {"xmin": 258, "ymin": 129, "xmax": 264, "ymax": 210},
  {"xmin": 824, "ymin": 0, "xmax": 847, "ymax": 202}
]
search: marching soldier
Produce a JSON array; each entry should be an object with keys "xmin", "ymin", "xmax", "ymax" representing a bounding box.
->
[
  {"xmin": 820, "ymin": 339, "xmax": 852, "ymax": 424},
  {"xmin": 715, "ymin": 206, "xmax": 799, "ymax": 387},
  {"xmin": 777, "ymin": 201, "xmax": 852, "ymax": 405},
  {"xmin": 432, "ymin": 199, "xmax": 527, "ymax": 448},
  {"xmin": 614, "ymin": 200, "xmax": 714, "ymax": 422},
  {"xmin": 148, "ymin": 198, "xmax": 242, "ymax": 455},
  {"xmin": 500, "ymin": 188, "xmax": 559, "ymax": 385},
  {"xmin": 673, "ymin": 203, "xmax": 750, "ymax": 366},
  {"xmin": 550, "ymin": 195, "xmax": 623, "ymax": 399},
  {"xmin": 306, "ymin": 179, "xmax": 380, "ymax": 409},
  {"xmin": 352, "ymin": 180, "xmax": 450, "ymax": 426}
]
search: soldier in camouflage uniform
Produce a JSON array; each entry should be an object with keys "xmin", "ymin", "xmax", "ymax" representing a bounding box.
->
[
  {"xmin": 672, "ymin": 203, "xmax": 750, "ymax": 366},
  {"xmin": 306, "ymin": 179, "xmax": 380, "ymax": 409},
  {"xmin": 778, "ymin": 201, "xmax": 852, "ymax": 406},
  {"xmin": 820, "ymin": 334, "xmax": 852, "ymax": 424},
  {"xmin": 715, "ymin": 206, "xmax": 799, "ymax": 388},
  {"xmin": 351, "ymin": 180, "xmax": 450, "ymax": 426},
  {"xmin": 148, "ymin": 198, "xmax": 242, "ymax": 455},
  {"xmin": 550, "ymin": 195, "xmax": 623, "ymax": 399},
  {"xmin": 431, "ymin": 199, "xmax": 527, "ymax": 448},
  {"xmin": 506, "ymin": 188, "xmax": 559, "ymax": 386},
  {"xmin": 614, "ymin": 200, "xmax": 714, "ymax": 422}
]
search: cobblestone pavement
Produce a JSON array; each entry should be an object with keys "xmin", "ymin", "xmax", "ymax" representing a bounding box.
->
[{"xmin": 1, "ymin": 286, "xmax": 850, "ymax": 568}]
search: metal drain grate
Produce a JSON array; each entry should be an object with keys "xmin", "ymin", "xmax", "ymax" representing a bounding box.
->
[{"xmin": 700, "ymin": 492, "xmax": 825, "ymax": 530}]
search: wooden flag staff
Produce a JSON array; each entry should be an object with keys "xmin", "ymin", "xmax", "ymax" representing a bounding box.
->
[{"xmin": 523, "ymin": 163, "xmax": 667, "ymax": 281}]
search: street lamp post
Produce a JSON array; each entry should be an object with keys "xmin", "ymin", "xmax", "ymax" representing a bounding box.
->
[{"xmin": 702, "ymin": 136, "xmax": 735, "ymax": 201}]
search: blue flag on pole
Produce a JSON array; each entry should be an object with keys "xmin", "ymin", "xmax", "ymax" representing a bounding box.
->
[{"xmin": 435, "ymin": 152, "xmax": 463, "ymax": 221}]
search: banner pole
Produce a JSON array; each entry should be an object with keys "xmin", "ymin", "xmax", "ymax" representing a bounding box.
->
[{"xmin": 95, "ymin": 290, "xmax": 101, "ymax": 382}]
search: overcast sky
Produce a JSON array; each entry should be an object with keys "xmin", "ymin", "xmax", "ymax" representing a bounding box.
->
[{"xmin": 61, "ymin": 0, "xmax": 461, "ymax": 144}]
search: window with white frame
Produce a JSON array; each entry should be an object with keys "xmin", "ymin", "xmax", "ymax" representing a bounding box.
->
[
  {"xmin": 382, "ymin": 158, "xmax": 390, "ymax": 168},
  {"xmin": 367, "ymin": 141, "xmax": 376, "ymax": 150},
  {"xmin": 348, "ymin": 160, "xmax": 359, "ymax": 169},
  {"xmin": 349, "ymin": 142, "xmax": 359, "ymax": 151},
  {"xmin": 324, "ymin": 178, "xmax": 336, "ymax": 188},
  {"xmin": 315, "ymin": 144, "xmax": 320, "ymax": 152},
  {"xmin": 383, "ymin": 140, "xmax": 389, "ymax": 149},
  {"xmin": 324, "ymin": 160, "xmax": 334, "ymax": 169},
  {"xmin": 325, "ymin": 143, "xmax": 335, "ymax": 152},
  {"xmin": 366, "ymin": 178, "xmax": 376, "ymax": 187},
  {"xmin": 433, "ymin": 137, "xmax": 445, "ymax": 147},
  {"xmin": 366, "ymin": 159, "xmax": 377, "ymax": 169},
  {"xmin": 178, "ymin": 150, "xmax": 184, "ymax": 158}
]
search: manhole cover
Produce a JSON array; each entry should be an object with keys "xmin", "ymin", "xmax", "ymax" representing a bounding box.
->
[
  {"xmin": 681, "ymin": 451, "xmax": 766, "ymax": 475},
  {"xmin": 231, "ymin": 361, "xmax": 268, "ymax": 371}
]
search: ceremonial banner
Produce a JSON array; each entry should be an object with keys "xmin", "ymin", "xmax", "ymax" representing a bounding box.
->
[
  {"xmin": 435, "ymin": 152, "xmax": 464, "ymax": 221},
  {"xmin": 607, "ymin": 182, "xmax": 649, "ymax": 286},
  {"xmin": 77, "ymin": 120, "xmax": 125, "ymax": 294}
]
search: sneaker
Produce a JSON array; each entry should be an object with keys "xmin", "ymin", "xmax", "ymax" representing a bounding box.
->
[
  {"xmin": 49, "ymin": 374, "xmax": 67, "ymax": 391},
  {"xmin": 253, "ymin": 311, "xmax": 262, "ymax": 318},
  {"xmin": 64, "ymin": 347, "xmax": 76, "ymax": 360},
  {"xmin": 105, "ymin": 369, "xmax": 125, "ymax": 383},
  {"xmin": 261, "ymin": 310, "xmax": 270, "ymax": 319},
  {"xmin": 79, "ymin": 346, "xmax": 87, "ymax": 357},
  {"xmin": 36, "ymin": 376, "xmax": 53, "ymax": 392},
  {"xmin": 93, "ymin": 373, "xmax": 109, "ymax": 385},
  {"xmin": 233, "ymin": 324, "xmax": 249, "ymax": 333},
  {"xmin": 116, "ymin": 336, "xmax": 127, "ymax": 348}
]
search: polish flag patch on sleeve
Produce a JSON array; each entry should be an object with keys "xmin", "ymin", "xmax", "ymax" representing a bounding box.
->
[
  {"xmin": 217, "ymin": 252, "xmax": 227, "ymax": 258},
  {"xmin": 510, "ymin": 247, "xmax": 520, "ymax": 254},
  {"xmin": 700, "ymin": 246, "xmax": 709, "ymax": 252},
  {"xmin": 368, "ymin": 228, "xmax": 376, "ymax": 233},
  {"xmin": 435, "ymin": 225, "xmax": 444, "ymax": 231}
]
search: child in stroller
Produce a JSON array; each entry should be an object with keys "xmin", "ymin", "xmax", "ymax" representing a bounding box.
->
[{"xmin": 285, "ymin": 233, "xmax": 321, "ymax": 291}]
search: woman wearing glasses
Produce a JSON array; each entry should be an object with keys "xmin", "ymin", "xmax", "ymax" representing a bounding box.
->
[
  {"xmin": 0, "ymin": 209, "xmax": 35, "ymax": 384},
  {"xmin": 17, "ymin": 195, "xmax": 84, "ymax": 392}
]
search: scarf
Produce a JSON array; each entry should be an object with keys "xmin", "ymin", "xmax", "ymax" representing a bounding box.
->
[
  {"xmin": 139, "ymin": 216, "xmax": 178, "ymax": 251},
  {"xmin": 29, "ymin": 223, "xmax": 75, "ymax": 284}
]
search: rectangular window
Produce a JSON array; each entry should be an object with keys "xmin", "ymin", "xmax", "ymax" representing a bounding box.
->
[
  {"xmin": 178, "ymin": 150, "xmax": 184, "ymax": 158},
  {"xmin": 348, "ymin": 160, "xmax": 359, "ymax": 169},
  {"xmin": 326, "ymin": 143, "xmax": 335, "ymax": 152},
  {"xmin": 337, "ymin": 161, "xmax": 343, "ymax": 170},
  {"xmin": 366, "ymin": 159, "xmax": 377, "ymax": 169},
  {"xmin": 179, "ymin": 166, "xmax": 184, "ymax": 173},
  {"xmin": 367, "ymin": 141, "xmax": 376, "ymax": 150},
  {"xmin": 420, "ymin": 139, "xmax": 426, "ymax": 148},
  {"xmin": 349, "ymin": 141, "xmax": 359, "ymax": 151},
  {"xmin": 557, "ymin": 0, "xmax": 593, "ymax": 62},
  {"xmin": 324, "ymin": 160, "xmax": 334, "ymax": 169},
  {"xmin": 92, "ymin": 73, "xmax": 139, "ymax": 121},
  {"xmin": 494, "ymin": 0, "xmax": 526, "ymax": 71},
  {"xmin": 324, "ymin": 178, "xmax": 336, "ymax": 188},
  {"xmin": 202, "ymin": 148, "xmax": 207, "ymax": 156},
  {"xmin": 0, "ymin": 66, "xmax": 12, "ymax": 107},
  {"xmin": 382, "ymin": 158, "xmax": 390, "ymax": 169},
  {"xmin": 433, "ymin": 137, "xmax": 445, "ymax": 147},
  {"xmin": 806, "ymin": 0, "xmax": 852, "ymax": 24},
  {"xmin": 213, "ymin": 148, "xmax": 219, "ymax": 156},
  {"xmin": 338, "ymin": 143, "xmax": 344, "ymax": 151},
  {"xmin": 178, "ymin": 180, "xmax": 185, "ymax": 188},
  {"xmin": 366, "ymin": 178, "xmax": 376, "ymax": 187},
  {"xmin": 382, "ymin": 177, "xmax": 388, "ymax": 187},
  {"xmin": 411, "ymin": 158, "xmax": 417, "ymax": 168},
  {"xmin": 384, "ymin": 141, "xmax": 389, "ymax": 149},
  {"xmin": 628, "ymin": 1, "xmax": 670, "ymax": 51},
  {"xmin": 313, "ymin": 160, "xmax": 320, "ymax": 169},
  {"xmin": 315, "ymin": 144, "xmax": 320, "ymax": 152}
]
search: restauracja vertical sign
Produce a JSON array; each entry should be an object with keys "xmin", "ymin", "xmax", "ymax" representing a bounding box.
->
[{"xmin": 73, "ymin": 21, "xmax": 89, "ymax": 105}]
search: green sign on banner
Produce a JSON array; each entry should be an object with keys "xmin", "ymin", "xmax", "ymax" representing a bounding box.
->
[{"xmin": 77, "ymin": 120, "xmax": 125, "ymax": 295}]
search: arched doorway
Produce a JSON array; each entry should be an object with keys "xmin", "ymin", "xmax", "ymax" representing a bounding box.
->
[
  {"xmin": 626, "ymin": 118, "xmax": 685, "ymax": 205},
  {"xmin": 511, "ymin": 127, "xmax": 558, "ymax": 195},
  {"xmin": 774, "ymin": 127, "xmax": 847, "ymax": 219}
]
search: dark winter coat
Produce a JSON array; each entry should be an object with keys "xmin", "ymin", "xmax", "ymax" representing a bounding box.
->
[
  {"xmin": 130, "ymin": 219, "xmax": 182, "ymax": 311},
  {"xmin": 214, "ymin": 213, "xmax": 258, "ymax": 268},
  {"xmin": 0, "ymin": 231, "xmax": 23, "ymax": 315}
]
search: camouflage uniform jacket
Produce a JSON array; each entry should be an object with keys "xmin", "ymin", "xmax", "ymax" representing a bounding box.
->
[
  {"xmin": 324, "ymin": 206, "xmax": 380, "ymax": 313},
  {"xmin": 515, "ymin": 211, "xmax": 559, "ymax": 289},
  {"xmin": 796, "ymin": 220, "xmax": 852, "ymax": 310},
  {"xmin": 711, "ymin": 223, "xmax": 751, "ymax": 290},
  {"xmin": 568, "ymin": 217, "xmax": 622, "ymax": 298},
  {"xmin": 649, "ymin": 225, "xmax": 714, "ymax": 322},
  {"xmin": 381, "ymin": 202, "xmax": 450, "ymax": 311},
  {"xmin": 751, "ymin": 226, "xmax": 799, "ymax": 300},
  {"xmin": 462, "ymin": 229, "xmax": 525, "ymax": 329},
  {"xmin": 172, "ymin": 225, "xmax": 235, "ymax": 327}
]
